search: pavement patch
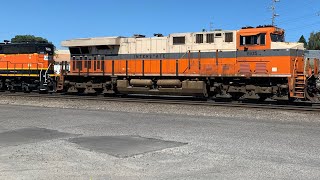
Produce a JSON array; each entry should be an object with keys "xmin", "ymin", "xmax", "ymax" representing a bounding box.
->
[
  {"xmin": 0, "ymin": 127, "xmax": 76, "ymax": 147},
  {"xmin": 69, "ymin": 136, "xmax": 187, "ymax": 158}
]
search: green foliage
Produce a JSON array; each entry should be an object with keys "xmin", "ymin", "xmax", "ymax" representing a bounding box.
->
[
  {"xmin": 298, "ymin": 35, "xmax": 307, "ymax": 48},
  {"xmin": 11, "ymin": 35, "xmax": 56, "ymax": 53},
  {"xmin": 11, "ymin": 35, "xmax": 50, "ymax": 44},
  {"xmin": 307, "ymin": 32, "xmax": 320, "ymax": 50}
]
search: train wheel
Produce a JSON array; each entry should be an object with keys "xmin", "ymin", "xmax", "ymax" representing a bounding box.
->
[
  {"xmin": 23, "ymin": 87, "xmax": 31, "ymax": 93},
  {"xmin": 0, "ymin": 81, "xmax": 5, "ymax": 92},
  {"xmin": 258, "ymin": 94, "xmax": 269, "ymax": 102},
  {"xmin": 305, "ymin": 89, "xmax": 320, "ymax": 102},
  {"xmin": 230, "ymin": 93, "xmax": 243, "ymax": 101}
]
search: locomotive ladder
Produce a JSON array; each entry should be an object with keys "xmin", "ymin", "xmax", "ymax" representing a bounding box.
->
[
  {"xmin": 292, "ymin": 58, "xmax": 306, "ymax": 99},
  {"xmin": 56, "ymin": 61, "xmax": 68, "ymax": 92}
]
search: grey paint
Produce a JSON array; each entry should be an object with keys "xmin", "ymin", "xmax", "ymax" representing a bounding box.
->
[
  {"xmin": 69, "ymin": 135, "xmax": 186, "ymax": 158},
  {"xmin": 304, "ymin": 50, "xmax": 320, "ymax": 67},
  {"xmin": 237, "ymin": 49, "xmax": 304, "ymax": 57},
  {"xmin": 305, "ymin": 50, "xmax": 320, "ymax": 59},
  {"xmin": 71, "ymin": 49, "xmax": 304, "ymax": 60}
]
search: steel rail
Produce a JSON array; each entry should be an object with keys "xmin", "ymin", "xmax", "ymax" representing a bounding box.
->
[{"xmin": 0, "ymin": 92, "xmax": 319, "ymax": 112}]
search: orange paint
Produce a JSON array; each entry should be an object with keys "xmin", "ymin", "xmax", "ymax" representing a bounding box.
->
[{"xmin": 0, "ymin": 54, "xmax": 52, "ymax": 71}]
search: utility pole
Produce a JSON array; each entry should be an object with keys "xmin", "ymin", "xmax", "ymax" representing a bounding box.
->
[
  {"xmin": 210, "ymin": 21, "xmax": 213, "ymax": 31},
  {"xmin": 271, "ymin": 0, "xmax": 280, "ymax": 26}
]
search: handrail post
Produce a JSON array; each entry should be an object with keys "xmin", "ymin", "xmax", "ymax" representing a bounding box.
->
[
  {"xmin": 87, "ymin": 60, "xmax": 89, "ymax": 76},
  {"xmin": 6, "ymin": 61, "xmax": 8, "ymax": 76},
  {"xmin": 198, "ymin": 50, "xmax": 201, "ymax": 71},
  {"xmin": 188, "ymin": 50, "xmax": 191, "ymax": 69},
  {"xmin": 314, "ymin": 58, "xmax": 319, "ymax": 75}
]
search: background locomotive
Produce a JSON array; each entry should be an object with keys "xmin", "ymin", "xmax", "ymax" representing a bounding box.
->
[
  {"xmin": 59, "ymin": 25, "xmax": 320, "ymax": 102},
  {"xmin": 0, "ymin": 42, "xmax": 55, "ymax": 92}
]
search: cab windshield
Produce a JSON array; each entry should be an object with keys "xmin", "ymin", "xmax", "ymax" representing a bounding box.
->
[{"xmin": 271, "ymin": 33, "xmax": 284, "ymax": 42}]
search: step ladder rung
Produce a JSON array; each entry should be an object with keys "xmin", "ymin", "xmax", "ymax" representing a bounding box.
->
[
  {"xmin": 293, "ymin": 94, "xmax": 304, "ymax": 97},
  {"xmin": 292, "ymin": 96, "xmax": 304, "ymax": 98}
]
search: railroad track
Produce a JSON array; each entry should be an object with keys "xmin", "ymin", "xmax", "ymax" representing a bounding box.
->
[{"xmin": 1, "ymin": 92, "xmax": 320, "ymax": 112}]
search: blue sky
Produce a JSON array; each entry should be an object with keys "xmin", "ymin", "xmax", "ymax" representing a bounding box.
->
[{"xmin": 0, "ymin": 0, "xmax": 319, "ymax": 49}]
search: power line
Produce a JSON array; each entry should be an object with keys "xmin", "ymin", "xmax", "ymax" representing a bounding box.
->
[
  {"xmin": 271, "ymin": 0, "xmax": 280, "ymax": 26},
  {"xmin": 284, "ymin": 10, "xmax": 320, "ymax": 31},
  {"xmin": 285, "ymin": 20, "xmax": 320, "ymax": 31},
  {"xmin": 278, "ymin": 11, "xmax": 320, "ymax": 25}
]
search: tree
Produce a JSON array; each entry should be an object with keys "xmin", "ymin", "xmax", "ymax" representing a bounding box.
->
[
  {"xmin": 11, "ymin": 35, "xmax": 55, "ymax": 52},
  {"xmin": 307, "ymin": 32, "xmax": 320, "ymax": 50},
  {"xmin": 298, "ymin": 35, "xmax": 307, "ymax": 48},
  {"xmin": 11, "ymin": 35, "xmax": 50, "ymax": 44}
]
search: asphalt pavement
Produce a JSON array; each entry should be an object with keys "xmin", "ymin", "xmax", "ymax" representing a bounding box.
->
[{"xmin": 0, "ymin": 103, "xmax": 320, "ymax": 179}]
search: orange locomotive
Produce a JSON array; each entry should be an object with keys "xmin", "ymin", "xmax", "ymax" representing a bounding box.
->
[
  {"xmin": 0, "ymin": 42, "xmax": 55, "ymax": 92},
  {"xmin": 59, "ymin": 25, "xmax": 320, "ymax": 102}
]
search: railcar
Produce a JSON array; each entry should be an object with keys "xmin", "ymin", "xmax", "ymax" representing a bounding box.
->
[
  {"xmin": 0, "ymin": 42, "xmax": 55, "ymax": 92},
  {"xmin": 59, "ymin": 25, "xmax": 320, "ymax": 102}
]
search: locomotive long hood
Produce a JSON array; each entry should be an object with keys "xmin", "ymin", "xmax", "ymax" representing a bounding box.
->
[{"xmin": 61, "ymin": 37, "xmax": 121, "ymax": 47}]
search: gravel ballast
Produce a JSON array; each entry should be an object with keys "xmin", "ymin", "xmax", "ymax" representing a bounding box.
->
[{"xmin": 0, "ymin": 95, "xmax": 318, "ymax": 123}]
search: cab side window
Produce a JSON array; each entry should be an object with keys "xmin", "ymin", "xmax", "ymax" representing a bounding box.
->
[
  {"xmin": 240, "ymin": 34, "xmax": 266, "ymax": 46},
  {"xmin": 260, "ymin": 33, "xmax": 266, "ymax": 45},
  {"xmin": 240, "ymin": 36, "xmax": 257, "ymax": 45}
]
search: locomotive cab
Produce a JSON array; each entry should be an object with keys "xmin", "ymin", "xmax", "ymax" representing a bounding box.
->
[
  {"xmin": 236, "ymin": 25, "xmax": 318, "ymax": 101},
  {"xmin": 237, "ymin": 25, "xmax": 304, "ymax": 51},
  {"xmin": 237, "ymin": 26, "xmax": 275, "ymax": 50}
]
